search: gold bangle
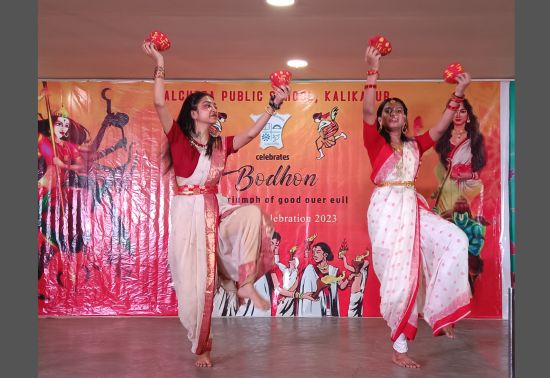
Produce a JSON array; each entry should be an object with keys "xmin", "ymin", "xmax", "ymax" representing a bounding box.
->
[{"xmin": 154, "ymin": 66, "xmax": 165, "ymax": 79}]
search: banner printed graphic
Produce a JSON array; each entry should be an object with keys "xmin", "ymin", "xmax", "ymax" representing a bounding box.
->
[
  {"xmin": 37, "ymin": 81, "xmax": 504, "ymax": 318},
  {"xmin": 256, "ymin": 113, "xmax": 291, "ymax": 150},
  {"xmin": 312, "ymin": 106, "xmax": 348, "ymax": 160}
]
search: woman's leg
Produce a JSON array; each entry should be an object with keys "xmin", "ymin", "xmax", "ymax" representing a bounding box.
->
[{"xmin": 418, "ymin": 208, "xmax": 471, "ymax": 336}]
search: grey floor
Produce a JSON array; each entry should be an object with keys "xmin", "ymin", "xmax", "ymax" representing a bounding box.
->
[{"xmin": 39, "ymin": 317, "xmax": 509, "ymax": 378}]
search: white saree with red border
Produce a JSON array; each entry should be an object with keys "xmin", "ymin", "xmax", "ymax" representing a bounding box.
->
[
  {"xmin": 168, "ymin": 138, "xmax": 274, "ymax": 354},
  {"xmin": 367, "ymin": 139, "xmax": 472, "ymax": 341}
]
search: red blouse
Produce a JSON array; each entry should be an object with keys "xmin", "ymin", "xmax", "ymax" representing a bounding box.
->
[
  {"xmin": 38, "ymin": 133, "xmax": 81, "ymax": 166},
  {"xmin": 362, "ymin": 120, "xmax": 435, "ymax": 182},
  {"xmin": 165, "ymin": 120, "xmax": 237, "ymax": 178}
]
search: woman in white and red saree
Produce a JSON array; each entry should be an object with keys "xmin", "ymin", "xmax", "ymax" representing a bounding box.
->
[
  {"xmin": 143, "ymin": 41, "xmax": 289, "ymax": 367},
  {"xmin": 362, "ymin": 46, "xmax": 473, "ymax": 369}
]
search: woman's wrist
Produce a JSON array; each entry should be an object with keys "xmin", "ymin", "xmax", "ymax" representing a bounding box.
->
[
  {"xmin": 264, "ymin": 105, "xmax": 275, "ymax": 116},
  {"xmin": 448, "ymin": 92, "xmax": 465, "ymax": 110},
  {"xmin": 366, "ymin": 69, "xmax": 379, "ymax": 77},
  {"xmin": 268, "ymin": 95, "xmax": 281, "ymax": 110},
  {"xmin": 154, "ymin": 65, "xmax": 165, "ymax": 79},
  {"xmin": 451, "ymin": 92, "xmax": 465, "ymax": 101}
]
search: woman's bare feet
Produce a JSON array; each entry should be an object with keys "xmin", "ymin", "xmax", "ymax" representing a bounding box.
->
[
  {"xmin": 442, "ymin": 325, "xmax": 455, "ymax": 339},
  {"xmin": 237, "ymin": 282, "xmax": 270, "ymax": 310},
  {"xmin": 392, "ymin": 351, "xmax": 421, "ymax": 368},
  {"xmin": 195, "ymin": 351, "xmax": 212, "ymax": 368}
]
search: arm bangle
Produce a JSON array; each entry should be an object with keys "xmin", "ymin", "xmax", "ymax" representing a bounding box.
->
[
  {"xmin": 154, "ymin": 66, "xmax": 165, "ymax": 79},
  {"xmin": 451, "ymin": 93, "xmax": 465, "ymax": 103},
  {"xmin": 367, "ymin": 69, "xmax": 379, "ymax": 77},
  {"xmin": 269, "ymin": 95, "xmax": 281, "ymax": 110}
]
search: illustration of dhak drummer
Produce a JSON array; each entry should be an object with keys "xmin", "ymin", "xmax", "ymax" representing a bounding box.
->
[{"xmin": 312, "ymin": 106, "xmax": 347, "ymax": 160}]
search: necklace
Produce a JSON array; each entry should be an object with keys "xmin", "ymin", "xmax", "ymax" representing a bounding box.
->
[
  {"xmin": 451, "ymin": 128, "xmax": 466, "ymax": 144},
  {"xmin": 189, "ymin": 137, "xmax": 208, "ymax": 152},
  {"xmin": 391, "ymin": 141, "xmax": 403, "ymax": 154},
  {"xmin": 392, "ymin": 142, "xmax": 405, "ymax": 178}
]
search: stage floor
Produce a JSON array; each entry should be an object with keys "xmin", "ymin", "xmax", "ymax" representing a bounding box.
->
[{"xmin": 39, "ymin": 317, "xmax": 509, "ymax": 377}]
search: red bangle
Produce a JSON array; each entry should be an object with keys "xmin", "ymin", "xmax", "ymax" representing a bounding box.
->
[
  {"xmin": 447, "ymin": 104, "xmax": 459, "ymax": 111},
  {"xmin": 364, "ymin": 84, "xmax": 377, "ymax": 89},
  {"xmin": 451, "ymin": 93, "xmax": 465, "ymax": 103},
  {"xmin": 367, "ymin": 69, "xmax": 379, "ymax": 77}
]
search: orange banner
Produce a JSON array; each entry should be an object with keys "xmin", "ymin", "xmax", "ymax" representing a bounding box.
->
[{"xmin": 37, "ymin": 80, "xmax": 502, "ymax": 318}]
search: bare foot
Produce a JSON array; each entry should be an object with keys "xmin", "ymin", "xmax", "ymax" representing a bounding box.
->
[
  {"xmin": 237, "ymin": 283, "xmax": 270, "ymax": 311},
  {"xmin": 392, "ymin": 351, "xmax": 421, "ymax": 368},
  {"xmin": 442, "ymin": 325, "xmax": 455, "ymax": 339},
  {"xmin": 195, "ymin": 351, "xmax": 212, "ymax": 368}
]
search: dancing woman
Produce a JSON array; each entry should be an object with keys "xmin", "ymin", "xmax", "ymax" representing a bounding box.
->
[{"xmin": 143, "ymin": 41, "xmax": 289, "ymax": 367}]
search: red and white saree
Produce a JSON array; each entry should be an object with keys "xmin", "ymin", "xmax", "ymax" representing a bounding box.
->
[
  {"xmin": 364, "ymin": 121, "xmax": 472, "ymax": 341},
  {"xmin": 168, "ymin": 135, "xmax": 274, "ymax": 354}
]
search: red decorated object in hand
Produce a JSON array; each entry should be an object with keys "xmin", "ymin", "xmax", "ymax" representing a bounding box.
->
[
  {"xmin": 443, "ymin": 63, "xmax": 465, "ymax": 84},
  {"xmin": 368, "ymin": 35, "xmax": 392, "ymax": 56},
  {"xmin": 450, "ymin": 163, "xmax": 473, "ymax": 180},
  {"xmin": 145, "ymin": 30, "xmax": 171, "ymax": 51},
  {"xmin": 270, "ymin": 70, "xmax": 292, "ymax": 87}
]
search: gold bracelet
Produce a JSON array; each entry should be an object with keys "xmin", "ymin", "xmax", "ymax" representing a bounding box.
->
[{"xmin": 154, "ymin": 66, "xmax": 165, "ymax": 79}]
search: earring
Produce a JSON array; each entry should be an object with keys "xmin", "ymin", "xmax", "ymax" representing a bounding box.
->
[
  {"xmin": 377, "ymin": 123, "xmax": 382, "ymax": 132},
  {"xmin": 402, "ymin": 123, "xmax": 408, "ymax": 133},
  {"xmin": 467, "ymin": 119, "xmax": 471, "ymax": 123}
]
